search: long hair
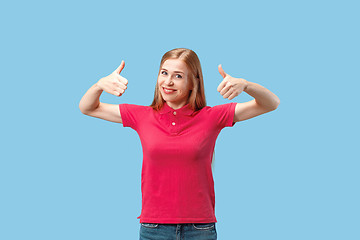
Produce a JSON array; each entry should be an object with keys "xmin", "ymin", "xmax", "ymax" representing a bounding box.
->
[{"xmin": 150, "ymin": 48, "xmax": 206, "ymax": 111}]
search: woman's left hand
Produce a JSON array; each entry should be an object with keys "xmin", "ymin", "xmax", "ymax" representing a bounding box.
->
[{"xmin": 217, "ymin": 64, "xmax": 248, "ymax": 100}]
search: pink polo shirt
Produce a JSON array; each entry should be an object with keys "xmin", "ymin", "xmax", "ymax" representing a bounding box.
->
[{"xmin": 119, "ymin": 101, "xmax": 237, "ymax": 224}]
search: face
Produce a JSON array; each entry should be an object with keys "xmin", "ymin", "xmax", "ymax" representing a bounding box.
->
[{"xmin": 157, "ymin": 59, "xmax": 193, "ymax": 109}]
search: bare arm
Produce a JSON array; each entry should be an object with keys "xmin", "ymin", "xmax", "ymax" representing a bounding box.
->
[
  {"xmin": 78, "ymin": 61, "xmax": 128, "ymax": 123},
  {"xmin": 233, "ymin": 81, "xmax": 280, "ymax": 122},
  {"xmin": 79, "ymin": 83, "xmax": 103, "ymax": 114},
  {"xmin": 217, "ymin": 64, "xmax": 280, "ymax": 123}
]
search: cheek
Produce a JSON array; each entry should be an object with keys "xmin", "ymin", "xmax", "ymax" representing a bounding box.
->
[
  {"xmin": 157, "ymin": 78, "xmax": 162, "ymax": 86},
  {"xmin": 159, "ymin": 75, "xmax": 167, "ymax": 83},
  {"xmin": 183, "ymin": 81, "xmax": 192, "ymax": 91}
]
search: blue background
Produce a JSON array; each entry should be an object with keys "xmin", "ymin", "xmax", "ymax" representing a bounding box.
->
[{"xmin": 1, "ymin": 0, "xmax": 359, "ymax": 239}]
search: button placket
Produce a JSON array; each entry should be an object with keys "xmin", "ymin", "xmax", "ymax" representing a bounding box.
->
[
  {"xmin": 170, "ymin": 111, "xmax": 178, "ymax": 133},
  {"xmin": 171, "ymin": 111, "xmax": 177, "ymax": 126}
]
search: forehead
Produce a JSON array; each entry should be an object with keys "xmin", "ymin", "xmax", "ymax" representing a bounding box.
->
[{"xmin": 162, "ymin": 59, "xmax": 188, "ymax": 73}]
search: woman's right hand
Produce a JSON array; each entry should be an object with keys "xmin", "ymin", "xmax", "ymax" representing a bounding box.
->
[{"xmin": 96, "ymin": 60, "xmax": 128, "ymax": 97}]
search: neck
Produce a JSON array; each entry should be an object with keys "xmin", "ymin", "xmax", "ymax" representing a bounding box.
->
[{"xmin": 165, "ymin": 101, "xmax": 188, "ymax": 110}]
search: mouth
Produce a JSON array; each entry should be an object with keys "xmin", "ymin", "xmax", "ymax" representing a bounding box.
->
[{"xmin": 162, "ymin": 87, "xmax": 177, "ymax": 94}]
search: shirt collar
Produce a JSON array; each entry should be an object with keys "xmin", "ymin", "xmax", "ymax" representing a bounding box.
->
[{"xmin": 159, "ymin": 102, "xmax": 195, "ymax": 116}]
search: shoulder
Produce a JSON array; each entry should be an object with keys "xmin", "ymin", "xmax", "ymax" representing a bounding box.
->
[
  {"xmin": 198, "ymin": 103, "xmax": 237, "ymax": 128},
  {"xmin": 119, "ymin": 104, "xmax": 154, "ymax": 120},
  {"xmin": 119, "ymin": 104, "xmax": 154, "ymax": 128},
  {"xmin": 200, "ymin": 102, "xmax": 237, "ymax": 113},
  {"xmin": 119, "ymin": 103, "xmax": 153, "ymax": 113}
]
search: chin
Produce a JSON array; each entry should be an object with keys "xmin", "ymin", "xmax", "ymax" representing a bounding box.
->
[
  {"xmin": 160, "ymin": 92, "xmax": 176, "ymax": 102},
  {"xmin": 162, "ymin": 96, "xmax": 173, "ymax": 102}
]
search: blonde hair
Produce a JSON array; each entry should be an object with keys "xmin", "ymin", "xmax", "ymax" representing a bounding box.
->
[{"xmin": 150, "ymin": 48, "xmax": 206, "ymax": 111}]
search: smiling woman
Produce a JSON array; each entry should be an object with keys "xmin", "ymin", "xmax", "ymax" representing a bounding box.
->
[
  {"xmin": 79, "ymin": 48, "xmax": 280, "ymax": 240},
  {"xmin": 156, "ymin": 59, "xmax": 193, "ymax": 109},
  {"xmin": 150, "ymin": 48, "xmax": 206, "ymax": 112}
]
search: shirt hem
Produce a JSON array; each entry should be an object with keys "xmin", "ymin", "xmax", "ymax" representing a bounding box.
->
[{"xmin": 138, "ymin": 216, "xmax": 217, "ymax": 224}]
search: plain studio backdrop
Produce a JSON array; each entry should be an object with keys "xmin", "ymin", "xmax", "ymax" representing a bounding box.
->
[{"xmin": 1, "ymin": 0, "xmax": 359, "ymax": 239}]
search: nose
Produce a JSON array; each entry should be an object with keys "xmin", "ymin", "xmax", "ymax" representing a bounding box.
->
[{"xmin": 164, "ymin": 76, "xmax": 174, "ymax": 86}]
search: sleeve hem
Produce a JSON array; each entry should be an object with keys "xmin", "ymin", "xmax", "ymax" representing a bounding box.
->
[
  {"xmin": 226, "ymin": 102, "xmax": 237, "ymax": 127},
  {"xmin": 119, "ymin": 104, "xmax": 129, "ymax": 128}
]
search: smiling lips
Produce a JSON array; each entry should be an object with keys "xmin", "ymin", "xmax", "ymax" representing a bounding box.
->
[{"xmin": 162, "ymin": 87, "xmax": 176, "ymax": 94}]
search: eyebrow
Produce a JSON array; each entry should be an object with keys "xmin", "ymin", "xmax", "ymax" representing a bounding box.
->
[{"xmin": 161, "ymin": 68, "xmax": 185, "ymax": 74}]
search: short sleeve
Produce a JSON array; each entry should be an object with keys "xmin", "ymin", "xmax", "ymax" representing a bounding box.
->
[
  {"xmin": 209, "ymin": 102, "xmax": 237, "ymax": 129},
  {"xmin": 119, "ymin": 104, "xmax": 149, "ymax": 130}
]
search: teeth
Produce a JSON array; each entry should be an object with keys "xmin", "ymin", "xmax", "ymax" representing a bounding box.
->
[{"xmin": 164, "ymin": 88, "xmax": 175, "ymax": 93}]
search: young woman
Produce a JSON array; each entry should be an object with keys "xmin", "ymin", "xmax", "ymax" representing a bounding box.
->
[{"xmin": 79, "ymin": 48, "xmax": 280, "ymax": 240}]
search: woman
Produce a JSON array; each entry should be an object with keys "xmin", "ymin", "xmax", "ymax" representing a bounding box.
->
[{"xmin": 79, "ymin": 48, "xmax": 280, "ymax": 240}]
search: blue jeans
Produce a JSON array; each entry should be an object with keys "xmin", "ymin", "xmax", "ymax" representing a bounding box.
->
[{"xmin": 139, "ymin": 222, "xmax": 217, "ymax": 240}]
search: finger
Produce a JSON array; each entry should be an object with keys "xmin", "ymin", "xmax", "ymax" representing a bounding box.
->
[
  {"xmin": 228, "ymin": 91, "xmax": 239, "ymax": 100},
  {"xmin": 115, "ymin": 87, "xmax": 126, "ymax": 95},
  {"xmin": 113, "ymin": 90, "xmax": 122, "ymax": 97},
  {"xmin": 117, "ymin": 88, "xmax": 125, "ymax": 94},
  {"xmin": 118, "ymin": 75, "xmax": 128, "ymax": 85},
  {"xmin": 217, "ymin": 79, "xmax": 227, "ymax": 92},
  {"xmin": 114, "ymin": 60, "xmax": 125, "ymax": 74},
  {"xmin": 222, "ymin": 88, "xmax": 233, "ymax": 99},
  {"xmin": 115, "ymin": 74, "xmax": 126, "ymax": 84},
  {"xmin": 114, "ymin": 81, "xmax": 127, "ymax": 90},
  {"xmin": 218, "ymin": 64, "xmax": 227, "ymax": 78},
  {"xmin": 220, "ymin": 82, "xmax": 232, "ymax": 95}
]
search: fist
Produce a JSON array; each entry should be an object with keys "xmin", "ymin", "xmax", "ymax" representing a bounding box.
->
[
  {"xmin": 217, "ymin": 64, "xmax": 248, "ymax": 100},
  {"xmin": 97, "ymin": 60, "xmax": 128, "ymax": 97}
]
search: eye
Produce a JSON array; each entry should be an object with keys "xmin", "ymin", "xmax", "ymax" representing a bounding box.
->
[
  {"xmin": 176, "ymin": 74, "xmax": 182, "ymax": 79},
  {"xmin": 161, "ymin": 71, "xmax": 167, "ymax": 75}
]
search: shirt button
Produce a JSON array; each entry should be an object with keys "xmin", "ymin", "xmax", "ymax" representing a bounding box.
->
[
  {"xmin": 172, "ymin": 122, "xmax": 176, "ymax": 126},
  {"xmin": 173, "ymin": 111, "xmax": 177, "ymax": 115}
]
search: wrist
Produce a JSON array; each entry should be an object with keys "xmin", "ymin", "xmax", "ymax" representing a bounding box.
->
[
  {"xmin": 243, "ymin": 79, "xmax": 249, "ymax": 92},
  {"xmin": 94, "ymin": 81, "xmax": 103, "ymax": 91}
]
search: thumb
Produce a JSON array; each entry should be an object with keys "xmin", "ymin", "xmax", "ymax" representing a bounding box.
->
[
  {"xmin": 218, "ymin": 64, "xmax": 227, "ymax": 79},
  {"xmin": 114, "ymin": 60, "xmax": 125, "ymax": 74}
]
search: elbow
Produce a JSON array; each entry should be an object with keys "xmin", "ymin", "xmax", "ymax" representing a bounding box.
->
[
  {"xmin": 268, "ymin": 97, "xmax": 280, "ymax": 111},
  {"xmin": 78, "ymin": 100, "xmax": 92, "ymax": 115},
  {"xmin": 79, "ymin": 108, "xmax": 90, "ymax": 116},
  {"xmin": 79, "ymin": 102, "xmax": 84, "ymax": 114},
  {"xmin": 79, "ymin": 103, "xmax": 89, "ymax": 115},
  {"xmin": 79, "ymin": 108, "xmax": 87, "ymax": 115},
  {"xmin": 272, "ymin": 97, "xmax": 280, "ymax": 110},
  {"xmin": 276, "ymin": 96, "xmax": 280, "ymax": 107}
]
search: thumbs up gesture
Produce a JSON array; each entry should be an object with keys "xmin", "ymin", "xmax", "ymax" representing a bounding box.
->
[
  {"xmin": 97, "ymin": 60, "xmax": 128, "ymax": 97},
  {"xmin": 217, "ymin": 64, "xmax": 248, "ymax": 100}
]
